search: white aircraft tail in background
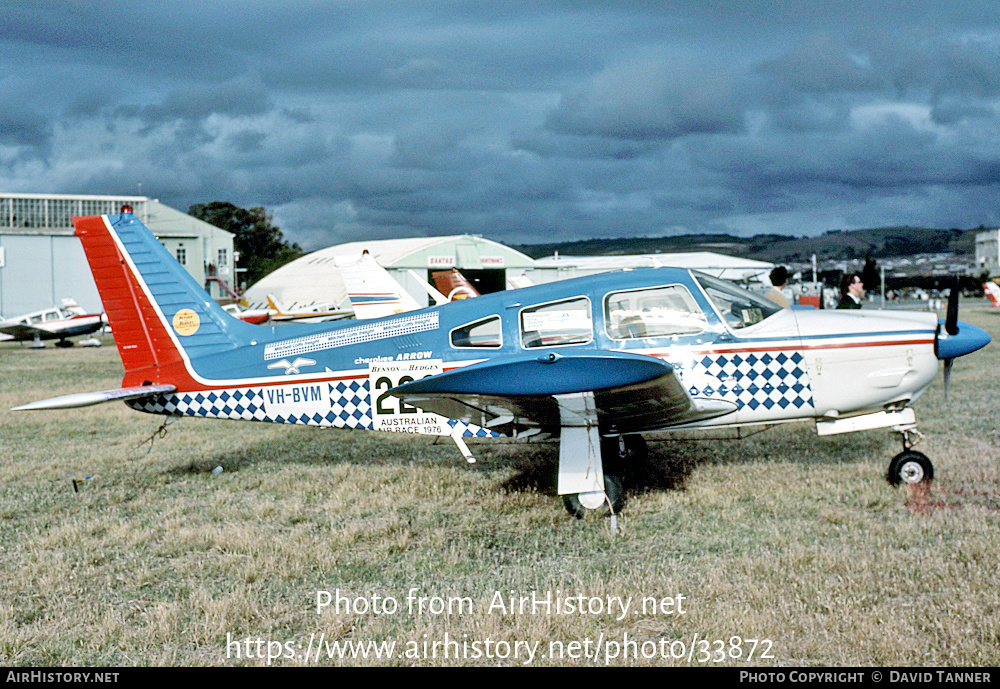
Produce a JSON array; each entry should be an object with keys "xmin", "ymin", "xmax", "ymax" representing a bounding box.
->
[
  {"xmin": 335, "ymin": 251, "xmax": 424, "ymax": 319},
  {"xmin": 507, "ymin": 272, "xmax": 533, "ymax": 289}
]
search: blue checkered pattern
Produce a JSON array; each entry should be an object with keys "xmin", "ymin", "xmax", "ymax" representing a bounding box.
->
[
  {"xmin": 127, "ymin": 378, "xmax": 497, "ymax": 436},
  {"xmin": 681, "ymin": 350, "xmax": 814, "ymax": 412}
]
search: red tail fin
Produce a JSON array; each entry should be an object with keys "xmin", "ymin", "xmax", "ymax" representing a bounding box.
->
[
  {"xmin": 985, "ymin": 282, "xmax": 1000, "ymax": 308},
  {"xmin": 73, "ymin": 215, "xmax": 183, "ymax": 378}
]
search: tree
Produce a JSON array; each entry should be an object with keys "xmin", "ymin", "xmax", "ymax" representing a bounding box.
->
[
  {"xmin": 861, "ymin": 255, "xmax": 880, "ymax": 298},
  {"xmin": 188, "ymin": 202, "xmax": 303, "ymax": 289}
]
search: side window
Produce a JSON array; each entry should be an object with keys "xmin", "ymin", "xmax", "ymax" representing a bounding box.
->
[
  {"xmin": 520, "ymin": 297, "xmax": 592, "ymax": 348},
  {"xmin": 605, "ymin": 285, "xmax": 707, "ymax": 339},
  {"xmin": 451, "ymin": 316, "xmax": 502, "ymax": 348},
  {"xmin": 695, "ymin": 273, "xmax": 782, "ymax": 329}
]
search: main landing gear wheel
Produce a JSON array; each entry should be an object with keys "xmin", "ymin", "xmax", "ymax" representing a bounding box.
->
[
  {"xmin": 887, "ymin": 450, "xmax": 934, "ymax": 486},
  {"xmin": 563, "ymin": 474, "xmax": 625, "ymax": 519}
]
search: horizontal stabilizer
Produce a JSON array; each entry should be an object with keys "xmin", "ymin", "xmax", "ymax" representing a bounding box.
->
[{"xmin": 12, "ymin": 384, "xmax": 177, "ymax": 411}]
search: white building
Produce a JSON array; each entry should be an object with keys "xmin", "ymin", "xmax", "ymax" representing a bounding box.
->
[
  {"xmin": 975, "ymin": 228, "xmax": 1000, "ymax": 279},
  {"xmin": 0, "ymin": 193, "xmax": 235, "ymax": 317},
  {"xmin": 526, "ymin": 251, "xmax": 773, "ymax": 284}
]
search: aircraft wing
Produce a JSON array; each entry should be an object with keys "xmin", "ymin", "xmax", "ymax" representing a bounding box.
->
[
  {"xmin": 391, "ymin": 350, "xmax": 736, "ymax": 435},
  {"xmin": 0, "ymin": 323, "xmax": 52, "ymax": 340},
  {"xmin": 12, "ymin": 384, "xmax": 177, "ymax": 411}
]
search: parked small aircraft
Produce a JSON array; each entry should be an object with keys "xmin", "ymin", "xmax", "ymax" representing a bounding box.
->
[
  {"xmin": 264, "ymin": 295, "xmax": 352, "ymax": 323},
  {"xmin": 13, "ymin": 209, "xmax": 992, "ymax": 519},
  {"xmin": 0, "ymin": 299, "xmax": 104, "ymax": 348},
  {"xmin": 222, "ymin": 303, "xmax": 271, "ymax": 325}
]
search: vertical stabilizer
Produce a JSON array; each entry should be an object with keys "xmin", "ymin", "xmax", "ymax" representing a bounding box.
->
[
  {"xmin": 73, "ymin": 210, "xmax": 259, "ymax": 383},
  {"xmin": 335, "ymin": 251, "xmax": 422, "ymax": 319}
]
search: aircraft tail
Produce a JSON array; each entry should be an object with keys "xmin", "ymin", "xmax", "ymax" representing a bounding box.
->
[
  {"xmin": 985, "ymin": 281, "xmax": 1000, "ymax": 308},
  {"xmin": 432, "ymin": 268, "xmax": 479, "ymax": 300},
  {"xmin": 265, "ymin": 294, "xmax": 289, "ymax": 318},
  {"xmin": 73, "ymin": 209, "xmax": 261, "ymax": 386},
  {"xmin": 335, "ymin": 251, "xmax": 422, "ymax": 319}
]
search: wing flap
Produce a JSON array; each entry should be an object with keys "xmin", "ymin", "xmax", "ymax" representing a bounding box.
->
[{"xmin": 12, "ymin": 384, "xmax": 177, "ymax": 411}]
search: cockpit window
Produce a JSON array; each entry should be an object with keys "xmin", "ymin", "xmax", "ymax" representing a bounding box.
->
[
  {"xmin": 451, "ymin": 316, "xmax": 502, "ymax": 348},
  {"xmin": 605, "ymin": 285, "xmax": 707, "ymax": 339},
  {"xmin": 695, "ymin": 273, "xmax": 782, "ymax": 329},
  {"xmin": 520, "ymin": 297, "xmax": 592, "ymax": 348}
]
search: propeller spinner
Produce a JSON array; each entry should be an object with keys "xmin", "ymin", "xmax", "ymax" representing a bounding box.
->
[{"xmin": 935, "ymin": 276, "xmax": 991, "ymax": 397}]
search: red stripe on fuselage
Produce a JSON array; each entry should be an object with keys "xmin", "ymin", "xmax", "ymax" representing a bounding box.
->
[{"xmin": 636, "ymin": 336, "xmax": 934, "ymax": 359}]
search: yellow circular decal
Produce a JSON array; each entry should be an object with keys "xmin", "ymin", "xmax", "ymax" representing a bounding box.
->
[{"xmin": 172, "ymin": 309, "xmax": 200, "ymax": 336}]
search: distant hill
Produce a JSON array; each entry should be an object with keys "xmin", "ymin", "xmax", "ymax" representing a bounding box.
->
[{"xmin": 512, "ymin": 226, "xmax": 986, "ymax": 264}]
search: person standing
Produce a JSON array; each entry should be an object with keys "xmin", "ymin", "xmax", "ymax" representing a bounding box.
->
[
  {"xmin": 765, "ymin": 266, "xmax": 790, "ymax": 308},
  {"xmin": 837, "ymin": 273, "xmax": 864, "ymax": 309}
]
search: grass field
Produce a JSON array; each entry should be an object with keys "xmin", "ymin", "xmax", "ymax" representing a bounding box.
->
[{"xmin": 1, "ymin": 305, "xmax": 998, "ymax": 667}]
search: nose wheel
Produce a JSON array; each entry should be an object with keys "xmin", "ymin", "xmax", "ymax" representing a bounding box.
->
[
  {"xmin": 887, "ymin": 425, "xmax": 933, "ymax": 486},
  {"xmin": 887, "ymin": 450, "xmax": 934, "ymax": 486}
]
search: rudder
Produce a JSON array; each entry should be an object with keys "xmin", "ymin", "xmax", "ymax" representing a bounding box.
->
[{"xmin": 73, "ymin": 209, "xmax": 259, "ymax": 382}]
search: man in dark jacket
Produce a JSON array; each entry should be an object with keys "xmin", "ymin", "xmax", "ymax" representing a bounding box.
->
[{"xmin": 837, "ymin": 273, "xmax": 864, "ymax": 309}]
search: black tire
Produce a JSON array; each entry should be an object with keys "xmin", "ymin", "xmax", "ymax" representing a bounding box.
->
[
  {"xmin": 563, "ymin": 474, "xmax": 625, "ymax": 519},
  {"xmin": 887, "ymin": 450, "xmax": 934, "ymax": 486}
]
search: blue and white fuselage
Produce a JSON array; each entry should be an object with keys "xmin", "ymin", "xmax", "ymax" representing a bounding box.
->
[{"xmin": 13, "ymin": 211, "xmax": 991, "ymax": 518}]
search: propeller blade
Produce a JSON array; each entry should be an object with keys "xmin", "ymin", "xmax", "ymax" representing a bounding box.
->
[
  {"xmin": 946, "ymin": 275, "xmax": 960, "ymax": 336},
  {"xmin": 943, "ymin": 358, "xmax": 954, "ymax": 399}
]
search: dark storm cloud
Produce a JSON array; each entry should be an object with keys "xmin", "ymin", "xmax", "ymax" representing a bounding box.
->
[
  {"xmin": 114, "ymin": 74, "xmax": 272, "ymax": 130},
  {"xmin": 2, "ymin": 1, "xmax": 1000, "ymax": 247},
  {"xmin": 544, "ymin": 59, "xmax": 746, "ymax": 140}
]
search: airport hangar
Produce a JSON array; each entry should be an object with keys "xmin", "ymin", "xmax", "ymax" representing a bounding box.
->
[
  {"xmin": 0, "ymin": 191, "xmax": 774, "ymax": 318},
  {"xmin": 0, "ymin": 193, "xmax": 236, "ymax": 318},
  {"xmin": 243, "ymin": 235, "xmax": 774, "ymax": 310}
]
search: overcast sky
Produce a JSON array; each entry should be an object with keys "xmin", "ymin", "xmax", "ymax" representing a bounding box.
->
[{"xmin": 3, "ymin": 1, "xmax": 1000, "ymax": 250}]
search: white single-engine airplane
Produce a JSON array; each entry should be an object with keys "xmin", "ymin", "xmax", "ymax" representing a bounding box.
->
[
  {"xmin": 0, "ymin": 299, "xmax": 104, "ymax": 348},
  {"xmin": 264, "ymin": 294, "xmax": 352, "ymax": 323},
  {"xmin": 13, "ymin": 209, "xmax": 992, "ymax": 518}
]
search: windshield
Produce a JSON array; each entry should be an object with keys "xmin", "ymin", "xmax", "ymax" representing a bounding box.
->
[{"xmin": 695, "ymin": 273, "xmax": 783, "ymax": 329}]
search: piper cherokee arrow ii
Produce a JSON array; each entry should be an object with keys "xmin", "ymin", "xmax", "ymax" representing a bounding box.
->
[{"xmin": 13, "ymin": 208, "xmax": 991, "ymax": 518}]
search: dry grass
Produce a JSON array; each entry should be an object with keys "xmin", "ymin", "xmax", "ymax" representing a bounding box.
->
[{"xmin": 1, "ymin": 305, "xmax": 998, "ymax": 666}]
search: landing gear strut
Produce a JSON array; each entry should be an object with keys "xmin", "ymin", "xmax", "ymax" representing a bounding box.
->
[{"xmin": 562, "ymin": 434, "xmax": 644, "ymax": 519}]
